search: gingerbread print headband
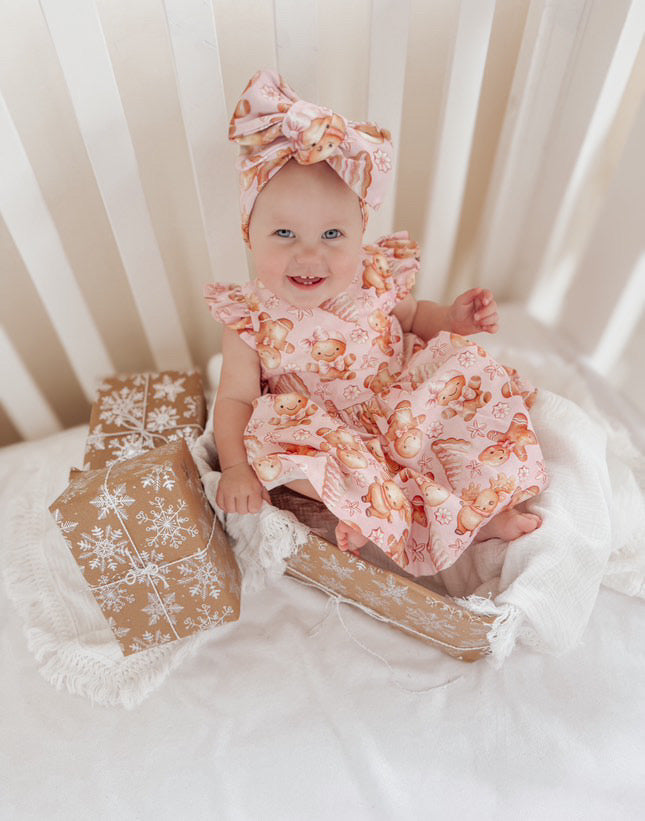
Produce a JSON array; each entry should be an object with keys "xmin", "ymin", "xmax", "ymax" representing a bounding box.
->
[{"xmin": 229, "ymin": 69, "xmax": 394, "ymax": 244}]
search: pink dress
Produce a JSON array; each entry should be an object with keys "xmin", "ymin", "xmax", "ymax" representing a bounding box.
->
[{"xmin": 205, "ymin": 232, "xmax": 548, "ymax": 577}]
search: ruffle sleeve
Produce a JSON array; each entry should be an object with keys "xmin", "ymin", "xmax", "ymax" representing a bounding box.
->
[
  {"xmin": 203, "ymin": 283, "xmax": 257, "ymax": 348},
  {"xmin": 363, "ymin": 231, "xmax": 420, "ymax": 307}
]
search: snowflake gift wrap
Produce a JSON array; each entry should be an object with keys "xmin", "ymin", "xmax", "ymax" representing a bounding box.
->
[
  {"xmin": 49, "ymin": 439, "xmax": 241, "ymax": 655},
  {"xmin": 83, "ymin": 370, "xmax": 207, "ymax": 471}
]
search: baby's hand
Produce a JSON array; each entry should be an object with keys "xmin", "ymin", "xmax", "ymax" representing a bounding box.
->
[
  {"xmin": 448, "ymin": 288, "xmax": 499, "ymax": 335},
  {"xmin": 216, "ymin": 462, "xmax": 271, "ymax": 514}
]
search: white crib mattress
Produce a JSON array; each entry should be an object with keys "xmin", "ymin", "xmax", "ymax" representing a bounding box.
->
[{"xmin": 2, "ymin": 307, "xmax": 644, "ymax": 820}]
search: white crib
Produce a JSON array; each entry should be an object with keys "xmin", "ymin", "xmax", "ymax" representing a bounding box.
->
[
  {"xmin": 1, "ymin": 0, "xmax": 644, "ymax": 447},
  {"xmin": 1, "ymin": 2, "xmax": 645, "ymax": 818}
]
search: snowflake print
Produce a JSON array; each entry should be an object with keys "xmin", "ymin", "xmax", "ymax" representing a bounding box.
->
[
  {"xmin": 373, "ymin": 148, "xmax": 391, "ymax": 173},
  {"xmin": 457, "ymin": 350, "xmax": 476, "ymax": 368},
  {"xmin": 492, "ymin": 402, "xmax": 510, "ymax": 420},
  {"xmin": 183, "ymin": 395, "xmax": 199, "ymax": 418},
  {"xmin": 147, "ymin": 405, "xmax": 180, "ymax": 432},
  {"xmin": 140, "ymin": 463, "xmax": 176, "ymax": 492},
  {"xmin": 99, "ymin": 387, "xmax": 145, "ymax": 428},
  {"xmin": 342, "ymin": 499, "xmax": 361, "ymax": 517},
  {"xmin": 350, "ymin": 328, "xmax": 369, "ymax": 344},
  {"xmin": 86, "ymin": 424, "xmax": 107, "ymax": 451},
  {"xmin": 52, "ymin": 509, "xmax": 78, "ymax": 545},
  {"xmin": 370, "ymin": 575, "xmax": 415, "ymax": 605},
  {"xmin": 517, "ymin": 465, "xmax": 530, "ymax": 483},
  {"xmin": 110, "ymin": 433, "xmax": 151, "ymax": 463},
  {"xmin": 466, "ymin": 459, "xmax": 482, "ymax": 477},
  {"xmin": 93, "ymin": 579, "xmax": 136, "ymax": 613},
  {"xmin": 184, "ymin": 603, "xmax": 234, "ymax": 632},
  {"xmin": 142, "ymin": 589, "xmax": 183, "ymax": 627},
  {"xmin": 90, "ymin": 483, "xmax": 135, "ymax": 520},
  {"xmin": 136, "ymin": 497, "xmax": 198, "ymax": 550},
  {"xmin": 484, "ymin": 362, "xmax": 507, "ymax": 380},
  {"xmin": 177, "ymin": 556, "xmax": 222, "ymax": 600},
  {"xmin": 78, "ymin": 525, "xmax": 130, "ymax": 573},
  {"xmin": 467, "ymin": 420, "xmax": 487, "ymax": 439},
  {"xmin": 434, "ymin": 507, "xmax": 453, "ymax": 526},
  {"xmin": 320, "ymin": 554, "xmax": 356, "ymax": 580},
  {"xmin": 152, "ymin": 374, "xmax": 186, "ymax": 402},
  {"xmin": 428, "ymin": 421, "xmax": 444, "ymax": 438},
  {"xmin": 128, "ymin": 629, "xmax": 174, "ymax": 653},
  {"xmin": 105, "ymin": 616, "xmax": 130, "ymax": 640}
]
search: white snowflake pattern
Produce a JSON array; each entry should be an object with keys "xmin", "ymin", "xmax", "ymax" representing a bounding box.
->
[
  {"xmin": 105, "ymin": 616, "xmax": 130, "ymax": 639},
  {"xmin": 142, "ymin": 589, "xmax": 184, "ymax": 626},
  {"xmin": 90, "ymin": 483, "xmax": 135, "ymax": 520},
  {"xmin": 94, "ymin": 579, "xmax": 136, "ymax": 613},
  {"xmin": 86, "ymin": 424, "xmax": 107, "ymax": 451},
  {"xmin": 319, "ymin": 553, "xmax": 355, "ymax": 580},
  {"xmin": 369, "ymin": 576, "xmax": 415, "ymax": 605},
  {"xmin": 140, "ymin": 463, "xmax": 176, "ymax": 492},
  {"xmin": 153, "ymin": 374, "xmax": 186, "ymax": 402},
  {"xmin": 434, "ymin": 507, "xmax": 453, "ymax": 525},
  {"xmin": 492, "ymin": 402, "xmax": 509, "ymax": 420},
  {"xmin": 147, "ymin": 405, "xmax": 180, "ymax": 432},
  {"xmin": 79, "ymin": 526, "xmax": 130, "ymax": 573},
  {"xmin": 373, "ymin": 148, "xmax": 391, "ymax": 173},
  {"xmin": 184, "ymin": 603, "xmax": 234, "ymax": 632},
  {"xmin": 52, "ymin": 509, "xmax": 78, "ymax": 545},
  {"xmin": 99, "ymin": 387, "xmax": 145, "ymax": 429},
  {"xmin": 457, "ymin": 351, "xmax": 476, "ymax": 368},
  {"xmin": 403, "ymin": 604, "xmax": 463, "ymax": 637},
  {"xmin": 183, "ymin": 395, "xmax": 199, "ymax": 418},
  {"xmin": 177, "ymin": 555, "xmax": 222, "ymax": 600},
  {"xmin": 128, "ymin": 629, "xmax": 174, "ymax": 653},
  {"xmin": 136, "ymin": 497, "xmax": 198, "ymax": 550},
  {"xmin": 110, "ymin": 433, "xmax": 153, "ymax": 463}
]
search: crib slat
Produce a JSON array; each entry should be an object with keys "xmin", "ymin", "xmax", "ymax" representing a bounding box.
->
[
  {"xmin": 365, "ymin": 0, "xmax": 410, "ymax": 241},
  {"xmin": 0, "ymin": 92, "xmax": 114, "ymax": 402},
  {"xmin": 590, "ymin": 253, "xmax": 645, "ymax": 376},
  {"xmin": 527, "ymin": 0, "xmax": 645, "ymax": 325},
  {"xmin": 163, "ymin": 0, "xmax": 249, "ymax": 284},
  {"xmin": 40, "ymin": 0, "xmax": 191, "ymax": 371},
  {"xmin": 273, "ymin": 0, "xmax": 318, "ymax": 102},
  {"xmin": 471, "ymin": 0, "xmax": 589, "ymax": 296},
  {"xmin": 0, "ymin": 327, "xmax": 63, "ymax": 440},
  {"xmin": 419, "ymin": 0, "xmax": 496, "ymax": 301}
]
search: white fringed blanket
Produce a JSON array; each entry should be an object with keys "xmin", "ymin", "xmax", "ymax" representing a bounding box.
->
[{"xmin": 1, "ymin": 349, "xmax": 644, "ymax": 707}]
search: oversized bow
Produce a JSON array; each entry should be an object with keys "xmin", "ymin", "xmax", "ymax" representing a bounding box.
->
[{"xmin": 229, "ymin": 69, "xmax": 393, "ymax": 243}]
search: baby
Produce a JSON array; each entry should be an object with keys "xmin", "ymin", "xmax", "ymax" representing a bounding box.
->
[{"xmin": 205, "ymin": 69, "xmax": 547, "ymax": 581}]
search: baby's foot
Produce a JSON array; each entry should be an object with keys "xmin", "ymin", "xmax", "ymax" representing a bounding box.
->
[
  {"xmin": 335, "ymin": 521, "xmax": 368, "ymax": 554},
  {"xmin": 475, "ymin": 509, "xmax": 541, "ymax": 543}
]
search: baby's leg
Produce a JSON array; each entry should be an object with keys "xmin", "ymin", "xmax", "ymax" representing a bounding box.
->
[
  {"xmin": 475, "ymin": 506, "xmax": 541, "ymax": 543},
  {"xmin": 285, "ymin": 479, "xmax": 367, "ymax": 553}
]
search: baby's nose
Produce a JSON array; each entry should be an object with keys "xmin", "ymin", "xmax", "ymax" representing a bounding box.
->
[{"xmin": 294, "ymin": 244, "xmax": 323, "ymax": 267}]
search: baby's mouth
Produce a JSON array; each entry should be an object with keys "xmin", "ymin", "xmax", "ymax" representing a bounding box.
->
[{"xmin": 288, "ymin": 275, "xmax": 325, "ymax": 288}]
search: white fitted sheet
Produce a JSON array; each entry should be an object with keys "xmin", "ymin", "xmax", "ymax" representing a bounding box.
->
[{"xmin": 2, "ymin": 307, "xmax": 645, "ymax": 820}]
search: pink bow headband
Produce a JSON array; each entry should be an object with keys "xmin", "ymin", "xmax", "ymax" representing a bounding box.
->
[{"xmin": 229, "ymin": 69, "xmax": 394, "ymax": 244}]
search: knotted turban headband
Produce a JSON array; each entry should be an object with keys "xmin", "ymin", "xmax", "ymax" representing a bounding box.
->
[{"xmin": 228, "ymin": 69, "xmax": 394, "ymax": 244}]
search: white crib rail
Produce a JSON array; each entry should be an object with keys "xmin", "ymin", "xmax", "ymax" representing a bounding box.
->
[{"xmin": 0, "ymin": 0, "xmax": 643, "ymax": 445}]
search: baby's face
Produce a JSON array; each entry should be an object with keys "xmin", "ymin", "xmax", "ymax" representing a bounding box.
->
[{"xmin": 248, "ymin": 160, "xmax": 364, "ymax": 308}]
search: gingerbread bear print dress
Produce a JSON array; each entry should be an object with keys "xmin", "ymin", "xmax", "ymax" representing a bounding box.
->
[{"xmin": 205, "ymin": 232, "xmax": 548, "ymax": 577}]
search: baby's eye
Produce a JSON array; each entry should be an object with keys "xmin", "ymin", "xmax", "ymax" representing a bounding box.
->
[
  {"xmin": 275, "ymin": 229, "xmax": 295, "ymax": 238},
  {"xmin": 322, "ymin": 229, "xmax": 342, "ymax": 239}
]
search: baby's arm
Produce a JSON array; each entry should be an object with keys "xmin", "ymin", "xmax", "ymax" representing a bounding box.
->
[
  {"xmin": 392, "ymin": 288, "xmax": 498, "ymax": 340},
  {"xmin": 214, "ymin": 327, "xmax": 270, "ymax": 514}
]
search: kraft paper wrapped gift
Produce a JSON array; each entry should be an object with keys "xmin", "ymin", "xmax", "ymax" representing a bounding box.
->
[
  {"xmin": 50, "ymin": 439, "xmax": 241, "ymax": 655},
  {"xmin": 83, "ymin": 370, "xmax": 207, "ymax": 470},
  {"xmin": 271, "ymin": 486, "xmax": 493, "ymax": 662}
]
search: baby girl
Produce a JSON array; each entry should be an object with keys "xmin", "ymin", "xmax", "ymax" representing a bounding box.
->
[{"xmin": 205, "ymin": 69, "xmax": 547, "ymax": 583}]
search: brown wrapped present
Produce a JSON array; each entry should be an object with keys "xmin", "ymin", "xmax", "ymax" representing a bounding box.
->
[
  {"xmin": 50, "ymin": 439, "xmax": 241, "ymax": 655},
  {"xmin": 272, "ymin": 487, "xmax": 493, "ymax": 662},
  {"xmin": 83, "ymin": 370, "xmax": 207, "ymax": 470}
]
